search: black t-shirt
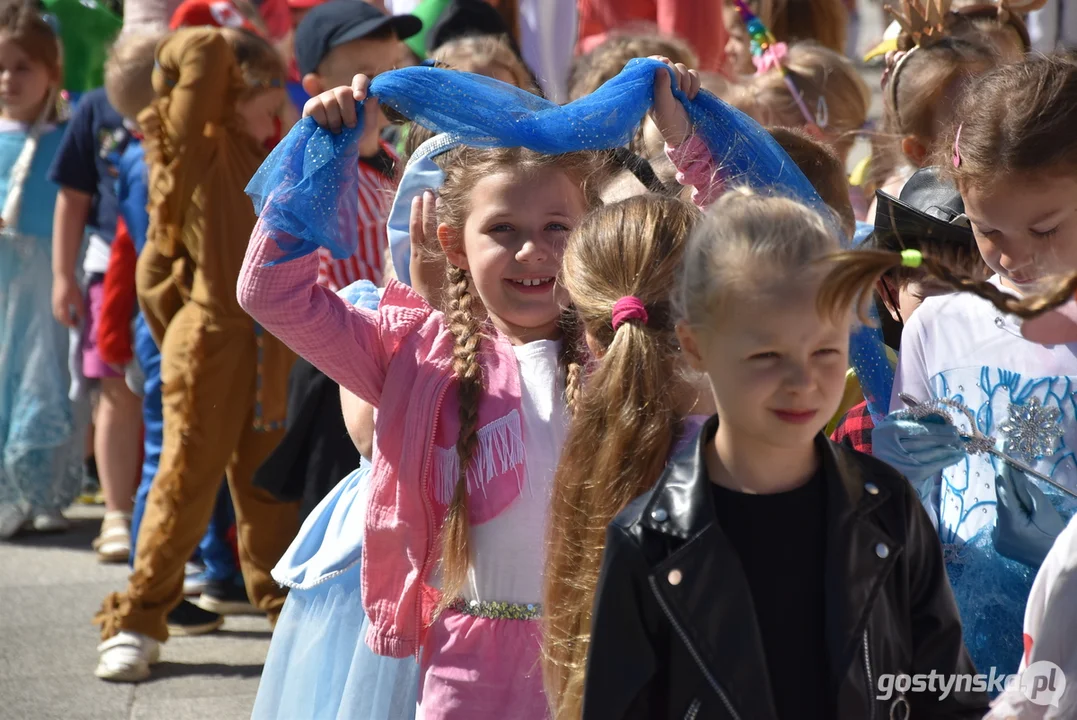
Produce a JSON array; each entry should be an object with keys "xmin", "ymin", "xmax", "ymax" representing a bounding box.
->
[{"xmin": 711, "ymin": 470, "xmax": 832, "ymax": 720}]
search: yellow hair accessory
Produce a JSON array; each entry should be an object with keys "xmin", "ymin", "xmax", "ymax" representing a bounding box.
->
[{"xmin": 901, "ymin": 249, "xmax": 924, "ymax": 268}]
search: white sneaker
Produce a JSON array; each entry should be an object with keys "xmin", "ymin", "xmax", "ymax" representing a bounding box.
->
[
  {"xmin": 95, "ymin": 631, "xmax": 161, "ymax": 682},
  {"xmin": 0, "ymin": 503, "xmax": 29, "ymax": 540},
  {"xmin": 31, "ymin": 510, "xmax": 70, "ymax": 533}
]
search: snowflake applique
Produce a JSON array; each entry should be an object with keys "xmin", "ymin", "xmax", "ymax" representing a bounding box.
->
[{"xmin": 998, "ymin": 397, "xmax": 1063, "ymax": 460}]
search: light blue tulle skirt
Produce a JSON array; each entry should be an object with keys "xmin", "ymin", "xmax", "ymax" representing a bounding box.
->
[
  {"xmin": 945, "ymin": 528, "xmax": 1033, "ymax": 681},
  {"xmin": 252, "ymin": 462, "xmax": 420, "ymax": 719}
]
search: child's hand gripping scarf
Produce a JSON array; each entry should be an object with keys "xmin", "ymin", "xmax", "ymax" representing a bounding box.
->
[{"xmin": 244, "ymin": 57, "xmax": 894, "ymax": 422}]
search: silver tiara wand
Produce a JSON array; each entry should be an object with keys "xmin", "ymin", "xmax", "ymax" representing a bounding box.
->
[{"xmin": 898, "ymin": 393, "xmax": 1077, "ymax": 499}]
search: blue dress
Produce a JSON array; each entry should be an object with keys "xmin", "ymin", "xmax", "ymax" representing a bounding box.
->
[
  {"xmin": 0, "ymin": 123, "xmax": 87, "ymax": 513},
  {"xmin": 895, "ymin": 283, "xmax": 1077, "ymax": 678},
  {"xmin": 252, "ymin": 461, "xmax": 420, "ymax": 719},
  {"xmin": 252, "ymin": 280, "xmax": 419, "ymax": 719}
]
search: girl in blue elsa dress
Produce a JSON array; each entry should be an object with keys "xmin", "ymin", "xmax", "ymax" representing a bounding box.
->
[
  {"xmin": 251, "ymin": 134, "xmax": 458, "ymax": 720},
  {"xmin": 0, "ymin": 7, "xmax": 87, "ymax": 539},
  {"xmin": 865, "ymin": 52, "xmax": 1077, "ymax": 677}
]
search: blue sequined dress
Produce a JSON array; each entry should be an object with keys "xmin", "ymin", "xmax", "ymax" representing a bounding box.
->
[
  {"xmin": 894, "ymin": 281, "xmax": 1077, "ymax": 677},
  {"xmin": 0, "ymin": 122, "xmax": 86, "ymax": 514}
]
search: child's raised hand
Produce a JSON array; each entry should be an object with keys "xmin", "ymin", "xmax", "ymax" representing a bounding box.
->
[
  {"xmin": 409, "ymin": 190, "xmax": 445, "ymax": 306},
  {"xmin": 303, "ymin": 74, "xmax": 373, "ymax": 134},
  {"xmin": 649, "ymin": 56, "xmax": 701, "ymax": 148}
]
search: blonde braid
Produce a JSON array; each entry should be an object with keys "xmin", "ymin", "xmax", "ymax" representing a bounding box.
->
[
  {"xmin": 439, "ymin": 264, "xmax": 483, "ymax": 612},
  {"xmin": 558, "ymin": 310, "xmax": 586, "ymax": 415}
]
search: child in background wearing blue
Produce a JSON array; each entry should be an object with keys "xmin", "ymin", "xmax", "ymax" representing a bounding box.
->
[{"xmin": 0, "ymin": 1, "xmax": 85, "ymax": 538}]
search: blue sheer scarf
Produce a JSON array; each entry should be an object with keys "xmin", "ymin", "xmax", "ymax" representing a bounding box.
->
[{"xmin": 245, "ymin": 57, "xmax": 892, "ymax": 421}]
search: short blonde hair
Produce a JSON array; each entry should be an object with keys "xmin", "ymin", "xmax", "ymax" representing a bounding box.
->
[
  {"xmin": 678, "ymin": 190, "xmax": 841, "ymax": 330},
  {"xmin": 730, "ymin": 41, "xmax": 870, "ymax": 160},
  {"xmin": 105, "ymin": 31, "xmax": 165, "ymax": 121},
  {"xmin": 433, "ymin": 34, "xmax": 534, "ymax": 91}
]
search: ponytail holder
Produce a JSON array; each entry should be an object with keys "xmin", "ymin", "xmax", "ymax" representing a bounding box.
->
[
  {"xmin": 901, "ymin": 249, "xmax": 923, "ymax": 268},
  {"xmin": 952, "ymin": 124, "xmax": 962, "ymax": 168},
  {"xmin": 611, "ymin": 296, "xmax": 649, "ymax": 330}
]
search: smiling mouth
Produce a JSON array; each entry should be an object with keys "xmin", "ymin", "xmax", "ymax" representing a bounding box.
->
[
  {"xmin": 509, "ymin": 277, "xmax": 554, "ymax": 287},
  {"xmin": 771, "ymin": 409, "xmax": 819, "ymax": 424}
]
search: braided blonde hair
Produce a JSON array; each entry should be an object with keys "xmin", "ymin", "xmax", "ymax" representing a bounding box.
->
[{"xmin": 432, "ymin": 146, "xmax": 603, "ymax": 613}]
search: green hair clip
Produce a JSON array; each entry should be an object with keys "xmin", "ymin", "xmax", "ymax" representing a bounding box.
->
[{"xmin": 901, "ymin": 249, "xmax": 924, "ymax": 268}]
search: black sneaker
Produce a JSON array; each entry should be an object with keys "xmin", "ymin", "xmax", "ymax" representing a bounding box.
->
[
  {"xmin": 75, "ymin": 457, "xmax": 103, "ymax": 505},
  {"xmin": 167, "ymin": 599, "xmax": 224, "ymax": 637},
  {"xmin": 195, "ymin": 579, "xmax": 257, "ymax": 616}
]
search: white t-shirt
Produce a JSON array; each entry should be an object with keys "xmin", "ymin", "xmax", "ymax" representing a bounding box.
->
[
  {"xmin": 891, "ymin": 276, "xmax": 1077, "ymax": 544},
  {"xmin": 463, "ymin": 339, "xmax": 568, "ymax": 605}
]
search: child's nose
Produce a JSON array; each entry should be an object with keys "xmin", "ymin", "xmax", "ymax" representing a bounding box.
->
[
  {"xmin": 783, "ymin": 361, "xmax": 813, "ymax": 390},
  {"xmin": 516, "ymin": 236, "xmax": 549, "ymax": 263}
]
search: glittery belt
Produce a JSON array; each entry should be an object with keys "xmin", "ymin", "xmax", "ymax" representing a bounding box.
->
[{"xmin": 449, "ymin": 598, "xmax": 542, "ymax": 620}]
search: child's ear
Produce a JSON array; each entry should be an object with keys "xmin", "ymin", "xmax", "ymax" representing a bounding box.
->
[
  {"xmin": 301, "ymin": 73, "xmax": 325, "ymax": 98},
  {"xmin": 876, "ymin": 277, "xmax": 903, "ymax": 323},
  {"xmin": 437, "ymin": 223, "xmax": 468, "ymax": 271},
  {"xmin": 901, "ymin": 135, "xmax": 928, "ymax": 167},
  {"xmin": 675, "ymin": 321, "xmax": 706, "ymax": 372}
]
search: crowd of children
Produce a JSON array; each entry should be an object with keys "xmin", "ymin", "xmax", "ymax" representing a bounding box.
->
[{"xmin": 4, "ymin": 0, "xmax": 1077, "ymax": 717}]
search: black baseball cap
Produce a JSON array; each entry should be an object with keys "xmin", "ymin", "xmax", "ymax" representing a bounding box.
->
[{"xmin": 296, "ymin": 0, "xmax": 421, "ymax": 76}]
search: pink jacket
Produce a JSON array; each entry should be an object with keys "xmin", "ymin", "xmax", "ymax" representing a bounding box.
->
[
  {"xmin": 239, "ymin": 221, "xmax": 532, "ymax": 659},
  {"xmin": 667, "ymin": 136, "xmax": 724, "ymax": 209}
]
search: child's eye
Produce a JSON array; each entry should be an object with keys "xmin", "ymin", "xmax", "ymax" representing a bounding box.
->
[
  {"xmin": 1032, "ymin": 226, "xmax": 1059, "ymax": 240},
  {"xmin": 488, "ymin": 224, "xmax": 514, "ymax": 233},
  {"xmin": 546, "ymin": 222, "xmax": 571, "ymax": 232},
  {"xmin": 748, "ymin": 351, "xmax": 780, "ymax": 361},
  {"xmin": 814, "ymin": 348, "xmax": 841, "ymax": 358}
]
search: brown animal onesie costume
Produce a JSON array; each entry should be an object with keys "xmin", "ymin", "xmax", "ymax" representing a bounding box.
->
[{"xmin": 95, "ymin": 27, "xmax": 298, "ymax": 643}]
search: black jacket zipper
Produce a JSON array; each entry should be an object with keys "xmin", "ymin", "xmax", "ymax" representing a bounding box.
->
[{"xmin": 649, "ymin": 576, "xmax": 742, "ymax": 720}]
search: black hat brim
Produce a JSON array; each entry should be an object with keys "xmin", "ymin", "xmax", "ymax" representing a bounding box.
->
[
  {"xmin": 872, "ymin": 190, "xmax": 974, "ymax": 246},
  {"xmin": 332, "ymin": 13, "xmax": 423, "ymax": 50}
]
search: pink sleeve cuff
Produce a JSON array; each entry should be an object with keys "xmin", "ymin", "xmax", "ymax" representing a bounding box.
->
[{"xmin": 666, "ymin": 136, "xmax": 725, "ymax": 209}]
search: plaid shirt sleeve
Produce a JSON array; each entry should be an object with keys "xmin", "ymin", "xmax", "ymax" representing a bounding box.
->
[{"xmin": 831, "ymin": 400, "xmax": 875, "ymax": 456}]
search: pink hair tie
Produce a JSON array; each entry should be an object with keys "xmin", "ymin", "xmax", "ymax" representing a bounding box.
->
[
  {"xmin": 611, "ymin": 296, "xmax": 649, "ymax": 330},
  {"xmin": 953, "ymin": 124, "xmax": 962, "ymax": 169}
]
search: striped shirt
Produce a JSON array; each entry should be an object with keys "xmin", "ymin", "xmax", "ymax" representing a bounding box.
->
[{"xmin": 316, "ymin": 142, "xmax": 397, "ymax": 291}]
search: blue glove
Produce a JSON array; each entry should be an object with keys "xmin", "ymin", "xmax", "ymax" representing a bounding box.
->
[
  {"xmin": 872, "ymin": 412, "xmax": 967, "ymax": 485},
  {"xmin": 994, "ymin": 463, "xmax": 1065, "ymax": 568},
  {"xmin": 337, "ymin": 279, "xmax": 382, "ymax": 311}
]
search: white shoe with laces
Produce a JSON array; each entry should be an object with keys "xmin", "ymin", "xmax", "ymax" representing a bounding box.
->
[
  {"xmin": 0, "ymin": 503, "xmax": 29, "ymax": 540},
  {"xmin": 95, "ymin": 631, "xmax": 161, "ymax": 682}
]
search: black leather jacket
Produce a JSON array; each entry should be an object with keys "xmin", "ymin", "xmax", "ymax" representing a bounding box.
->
[{"xmin": 582, "ymin": 416, "xmax": 989, "ymax": 720}]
